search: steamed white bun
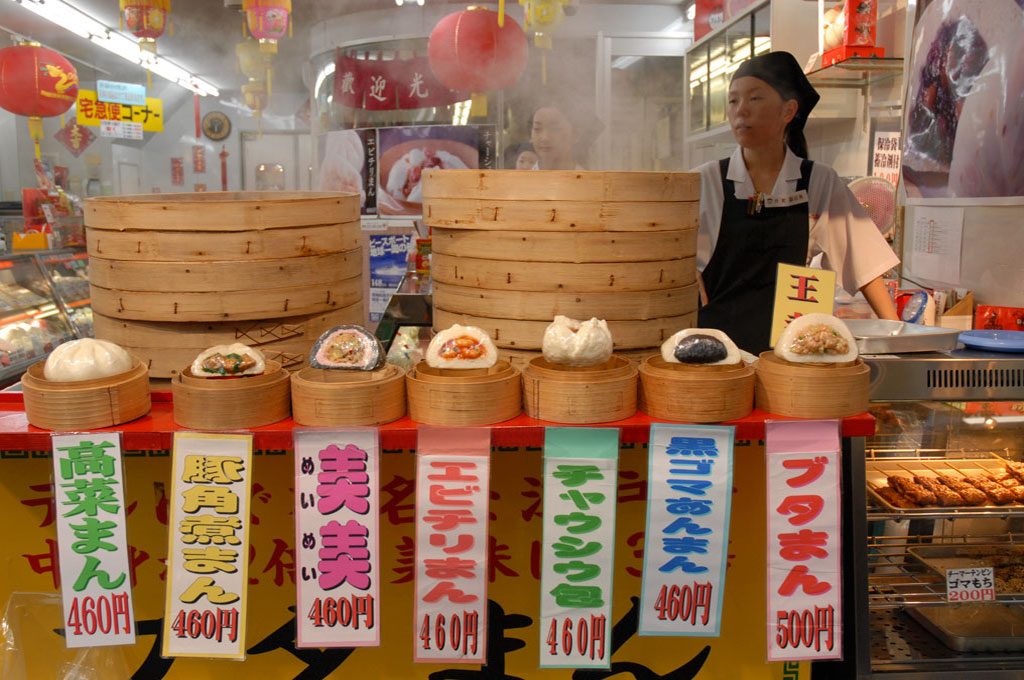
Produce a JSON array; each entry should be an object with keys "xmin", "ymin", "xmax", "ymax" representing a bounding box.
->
[
  {"xmin": 44, "ymin": 338, "xmax": 133, "ymax": 382},
  {"xmin": 542, "ymin": 316, "xmax": 613, "ymax": 367}
]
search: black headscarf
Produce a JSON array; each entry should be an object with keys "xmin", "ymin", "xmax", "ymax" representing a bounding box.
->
[{"xmin": 732, "ymin": 52, "xmax": 820, "ymax": 158}]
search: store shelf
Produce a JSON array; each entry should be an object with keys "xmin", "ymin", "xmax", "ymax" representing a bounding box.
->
[
  {"xmin": 806, "ymin": 57, "xmax": 904, "ymax": 88},
  {"xmin": 0, "ymin": 391, "xmax": 875, "ymax": 453},
  {"xmin": 870, "ymin": 608, "xmax": 1024, "ymax": 675}
]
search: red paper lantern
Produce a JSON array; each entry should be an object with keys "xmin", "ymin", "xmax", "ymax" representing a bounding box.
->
[
  {"xmin": 0, "ymin": 43, "xmax": 79, "ymax": 158},
  {"xmin": 428, "ymin": 7, "xmax": 528, "ymax": 92},
  {"xmin": 120, "ymin": 0, "xmax": 171, "ymax": 52}
]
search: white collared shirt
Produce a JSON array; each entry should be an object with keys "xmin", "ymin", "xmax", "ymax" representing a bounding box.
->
[{"xmin": 694, "ymin": 146, "xmax": 899, "ymax": 294}]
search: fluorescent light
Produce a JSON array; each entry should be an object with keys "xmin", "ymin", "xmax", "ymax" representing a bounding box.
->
[
  {"xmin": 9, "ymin": 0, "xmax": 219, "ymax": 96},
  {"xmin": 612, "ymin": 56, "xmax": 642, "ymax": 70}
]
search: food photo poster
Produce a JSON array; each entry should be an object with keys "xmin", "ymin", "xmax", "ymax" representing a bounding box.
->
[
  {"xmin": 316, "ymin": 128, "xmax": 377, "ymax": 215},
  {"xmin": 902, "ymin": 0, "xmax": 1024, "ymax": 204},
  {"xmin": 376, "ymin": 125, "xmax": 496, "ymax": 217}
]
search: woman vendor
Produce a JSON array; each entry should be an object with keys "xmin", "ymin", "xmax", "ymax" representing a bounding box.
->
[{"xmin": 695, "ymin": 51, "xmax": 899, "ymax": 354}]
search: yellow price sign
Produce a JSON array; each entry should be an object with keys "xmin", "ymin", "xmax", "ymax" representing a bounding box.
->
[
  {"xmin": 76, "ymin": 89, "xmax": 163, "ymax": 133},
  {"xmin": 770, "ymin": 263, "xmax": 836, "ymax": 347}
]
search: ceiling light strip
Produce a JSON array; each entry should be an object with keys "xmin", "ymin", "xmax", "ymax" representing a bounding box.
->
[{"xmin": 9, "ymin": 0, "xmax": 219, "ymax": 96}]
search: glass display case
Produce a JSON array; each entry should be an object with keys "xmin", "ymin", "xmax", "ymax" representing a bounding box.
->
[
  {"xmin": 0, "ymin": 253, "xmax": 81, "ymax": 384},
  {"xmin": 38, "ymin": 250, "xmax": 92, "ymax": 336}
]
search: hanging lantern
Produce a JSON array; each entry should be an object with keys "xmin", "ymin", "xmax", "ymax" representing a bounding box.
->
[
  {"xmin": 242, "ymin": 80, "xmax": 268, "ymax": 134},
  {"xmin": 519, "ymin": 0, "xmax": 569, "ymax": 84},
  {"xmin": 0, "ymin": 43, "xmax": 79, "ymax": 158},
  {"xmin": 119, "ymin": 0, "xmax": 172, "ymax": 54},
  {"xmin": 236, "ymin": 38, "xmax": 274, "ymax": 96},
  {"xmin": 243, "ymin": 0, "xmax": 291, "ymax": 55},
  {"xmin": 428, "ymin": 7, "xmax": 528, "ymax": 92}
]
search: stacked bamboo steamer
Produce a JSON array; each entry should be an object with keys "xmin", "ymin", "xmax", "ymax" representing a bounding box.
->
[
  {"xmin": 423, "ymin": 170, "xmax": 700, "ymax": 361},
  {"xmin": 85, "ymin": 192, "xmax": 364, "ymax": 378}
]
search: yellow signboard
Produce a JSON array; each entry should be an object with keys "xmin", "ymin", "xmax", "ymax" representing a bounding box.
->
[
  {"xmin": 76, "ymin": 89, "xmax": 163, "ymax": 132},
  {"xmin": 770, "ymin": 263, "xmax": 837, "ymax": 347}
]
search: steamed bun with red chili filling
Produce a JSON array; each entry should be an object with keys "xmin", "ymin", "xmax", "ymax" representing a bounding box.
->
[
  {"xmin": 774, "ymin": 313, "xmax": 858, "ymax": 364},
  {"xmin": 44, "ymin": 338, "xmax": 133, "ymax": 382},
  {"xmin": 426, "ymin": 324, "xmax": 497, "ymax": 369}
]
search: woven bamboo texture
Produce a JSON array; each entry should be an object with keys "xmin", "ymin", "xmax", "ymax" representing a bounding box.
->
[
  {"xmin": 94, "ymin": 304, "xmax": 363, "ymax": 378},
  {"xmin": 522, "ymin": 356, "xmax": 638, "ymax": 423},
  {"xmin": 171, "ymin": 360, "xmax": 292, "ymax": 429},
  {"xmin": 21, "ymin": 357, "xmax": 151, "ymax": 430},
  {"xmin": 406, "ymin": 360, "xmax": 521, "ymax": 425},
  {"xmin": 638, "ymin": 356, "xmax": 754, "ymax": 423},
  {"xmin": 754, "ymin": 352, "xmax": 870, "ymax": 418},
  {"xmin": 291, "ymin": 364, "xmax": 406, "ymax": 426}
]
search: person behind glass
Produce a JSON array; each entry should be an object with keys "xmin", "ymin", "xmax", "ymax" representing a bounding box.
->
[
  {"xmin": 529, "ymin": 104, "xmax": 584, "ymax": 170},
  {"xmin": 514, "ymin": 143, "xmax": 539, "ymax": 170},
  {"xmin": 694, "ymin": 51, "xmax": 899, "ymax": 354}
]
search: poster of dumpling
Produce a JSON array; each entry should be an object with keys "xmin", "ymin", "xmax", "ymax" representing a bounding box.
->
[
  {"xmin": 377, "ymin": 125, "xmax": 497, "ymax": 217},
  {"xmin": 902, "ymin": 0, "xmax": 1024, "ymax": 204},
  {"xmin": 317, "ymin": 128, "xmax": 377, "ymax": 215}
]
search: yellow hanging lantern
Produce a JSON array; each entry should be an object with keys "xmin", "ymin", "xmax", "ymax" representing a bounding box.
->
[
  {"xmin": 519, "ymin": 0, "xmax": 568, "ymax": 84},
  {"xmin": 236, "ymin": 38, "xmax": 274, "ymax": 97}
]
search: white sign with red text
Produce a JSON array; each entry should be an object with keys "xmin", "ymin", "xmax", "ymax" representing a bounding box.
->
[
  {"xmin": 414, "ymin": 427, "xmax": 491, "ymax": 664},
  {"xmin": 947, "ymin": 567, "xmax": 996, "ymax": 603},
  {"xmin": 294, "ymin": 429, "xmax": 380, "ymax": 647},
  {"xmin": 52, "ymin": 433, "xmax": 136, "ymax": 648},
  {"xmin": 766, "ymin": 420, "xmax": 842, "ymax": 662}
]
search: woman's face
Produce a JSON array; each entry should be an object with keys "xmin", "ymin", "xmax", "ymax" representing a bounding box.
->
[
  {"xmin": 727, "ymin": 76, "xmax": 798, "ymax": 149},
  {"xmin": 530, "ymin": 107, "xmax": 575, "ymax": 167},
  {"xmin": 515, "ymin": 150, "xmax": 539, "ymax": 170}
]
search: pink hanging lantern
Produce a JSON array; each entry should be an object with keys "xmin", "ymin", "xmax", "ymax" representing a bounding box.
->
[{"xmin": 242, "ymin": 0, "xmax": 291, "ymax": 54}]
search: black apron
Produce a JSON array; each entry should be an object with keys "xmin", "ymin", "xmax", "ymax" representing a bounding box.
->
[{"xmin": 697, "ymin": 157, "xmax": 813, "ymax": 355}]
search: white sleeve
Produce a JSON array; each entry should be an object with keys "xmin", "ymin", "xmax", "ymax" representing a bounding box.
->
[
  {"xmin": 807, "ymin": 165, "xmax": 901, "ymax": 294},
  {"xmin": 694, "ymin": 160, "xmax": 724, "ymax": 272}
]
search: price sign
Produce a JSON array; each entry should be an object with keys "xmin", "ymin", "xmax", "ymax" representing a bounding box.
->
[{"xmin": 946, "ymin": 567, "xmax": 996, "ymax": 602}]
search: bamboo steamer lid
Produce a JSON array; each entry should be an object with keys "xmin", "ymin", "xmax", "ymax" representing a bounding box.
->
[
  {"xmin": 638, "ymin": 356, "xmax": 754, "ymax": 423},
  {"xmin": 522, "ymin": 356, "xmax": 638, "ymax": 423},
  {"xmin": 754, "ymin": 352, "xmax": 870, "ymax": 418},
  {"xmin": 85, "ymin": 191, "xmax": 359, "ymax": 231}
]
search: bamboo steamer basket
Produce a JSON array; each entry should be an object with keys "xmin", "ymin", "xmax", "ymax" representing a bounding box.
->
[
  {"xmin": 171, "ymin": 360, "xmax": 291, "ymax": 429},
  {"xmin": 522, "ymin": 356, "xmax": 638, "ymax": 423},
  {"xmin": 422, "ymin": 169, "xmax": 700, "ymax": 202},
  {"xmin": 433, "ymin": 282, "xmax": 697, "ymax": 321},
  {"xmin": 85, "ymin": 191, "xmax": 359, "ymax": 231},
  {"xmin": 432, "ymin": 228, "xmax": 697, "ymax": 263},
  {"xmin": 406, "ymin": 360, "xmax": 521, "ymax": 426},
  {"xmin": 94, "ymin": 304, "xmax": 364, "ymax": 378},
  {"xmin": 432, "ymin": 254, "xmax": 695, "ymax": 292},
  {"xmin": 85, "ymin": 192, "xmax": 363, "ymax": 323},
  {"xmin": 21, "ymin": 357, "xmax": 151, "ymax": 430},
  {"xmin": 433, "ymin": 308, "xmax": 697, "ymax": 350},
  {"xmin": 638, "ymin": 356, "xmax": 755, "ymax": 423},
  {"xmin": 754, "ymin": 352, "xmax": 870, "ymax": 418},
  {"xmin": 88, "ymin": 220, "xmax": 361, "ymax": 261},
  {"xmin": 291, "ymin": 364, "xmax": 406, "ymax": 426},
  {"xmin": 423, "ymin": 170, "xmax": 700, "ymax": 359}
]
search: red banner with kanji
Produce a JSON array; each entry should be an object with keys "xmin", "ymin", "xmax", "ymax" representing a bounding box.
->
[
  {"xmin": 53, "ymin": 119, "xmax": 96, "ymax": 158},
  {"xmin": 334, "ymin": 54, "xmax": 467, "ymax": 111}
]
